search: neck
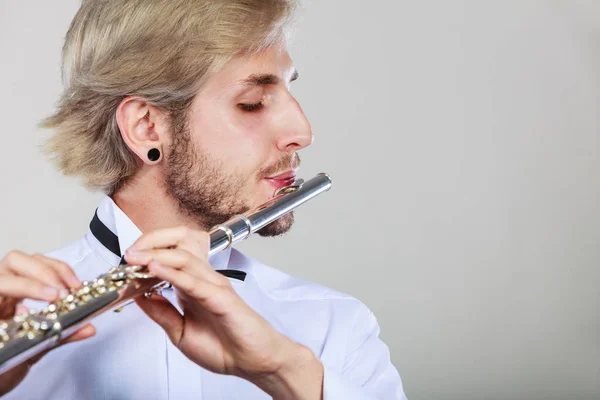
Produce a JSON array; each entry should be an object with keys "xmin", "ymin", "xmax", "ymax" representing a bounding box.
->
[{"xmin": 111, "ymin": 171, "xmax": 205, "ymax": 234}]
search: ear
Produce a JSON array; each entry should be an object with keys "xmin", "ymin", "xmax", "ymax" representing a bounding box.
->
[{"xmin": 116, "ymin": 97, "xmax": 170, "ymax": 164}]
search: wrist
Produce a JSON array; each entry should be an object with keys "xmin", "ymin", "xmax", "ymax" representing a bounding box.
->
[{"xmin": 252, "ymin": 341, "xmax": 324, "ymax": 400}]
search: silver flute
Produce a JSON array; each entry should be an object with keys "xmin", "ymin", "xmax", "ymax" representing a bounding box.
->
[{"xmin": 0, "ymin": 173, "xmax": 332, "ymax": 375}]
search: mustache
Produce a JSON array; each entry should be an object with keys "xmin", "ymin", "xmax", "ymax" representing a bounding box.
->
[{"xmin": 258, "ymin": 153, "xmax": 301, "ymax": 179}]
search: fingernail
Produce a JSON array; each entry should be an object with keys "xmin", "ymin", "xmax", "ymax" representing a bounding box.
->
[
  {"xmin": 68, "ymin": 275, "xmax": 82, "ymax": 289},
  {"xmin": 126, "ymin": 250, "xmax": 151, "ymax": 264},
  {"xmin": 15, "ymin": 304, "xmax": 28, "ymax": 315},
  {"xmin": 59, "ymin": 288, "xmax": 70, "ymax": 298},
  {"xmin": 146, "ymin": 270, "xmax": 158, "ymax": 278},
  {"xmin": 43, "ymin": 287, "xmax": 58, "ymax": 300},
  {"xmin": 126, "ymin": 248, "xmax": 140, "ymax": 255}
]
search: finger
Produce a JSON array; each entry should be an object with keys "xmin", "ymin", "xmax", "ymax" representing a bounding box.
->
[
  {"xmin": 15, "ymin": 303, "xmax": 28, "ymax": 315},
  {"xmin": 0, "ymin": 297, "xmax": 20, "ymax": 320},
  {"xmin": 1, "ymin": 251, "xmax": 68, "ymax": 295},
  {"xmin": 134, "ymin": 294, "xmax": 184, "ymax": 346},
  {"xmin": 127, "ymin": 227, "xmax": 209, "ymax": 259},
  {"xmin": 0, "ymin": 274, "xmax": 61, "ymax": 302},
  {"xmin": 31, "ymin": 255, "xmax": 81, "ymax": 290},
  {"xmin": 60, "ymin": 324, "xmax": 96, "ymax": 345},
  {"xmin": 147, "ymin": 261, "xmax": 231, "ymax": 316},
  {"xmin": 177, "ymin": 229, "xmax": 209, "ymax": 258},
  {"xmin": 125, "ymin": 248, "xmax": 222, "ymax": 284}
]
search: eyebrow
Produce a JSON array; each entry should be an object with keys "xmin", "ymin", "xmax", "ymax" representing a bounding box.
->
[{"xmin": 241, "ymin": 70, "xmax": 299, "ymax": 86}]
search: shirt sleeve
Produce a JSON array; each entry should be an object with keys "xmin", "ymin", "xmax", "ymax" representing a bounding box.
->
[{"xmin": 322, "ymin": 303, "xmax": 407, "ymax": 400}]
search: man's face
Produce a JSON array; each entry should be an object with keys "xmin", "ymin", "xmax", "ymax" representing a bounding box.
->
[{"xmin": 165, "ymin": 42, "xmax": 313, "ymax": 235}]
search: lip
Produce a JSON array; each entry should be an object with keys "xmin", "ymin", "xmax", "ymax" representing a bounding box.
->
[
  {"xmin": 265, "ymin": 169, "xmax": 297, "ymax": 180},
  {"xmin": 264, "ymin": 169, "xmax": 298, "ymax": 190}
]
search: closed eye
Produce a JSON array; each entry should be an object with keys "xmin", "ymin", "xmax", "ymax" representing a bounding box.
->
[{"xmin": 238, "ymin": 102, "xmax": 264, "ymax": 112}]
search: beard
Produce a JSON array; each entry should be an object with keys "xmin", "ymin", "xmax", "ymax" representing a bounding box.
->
[{"xmin": 164, "ymin": 126, "xmax": 295, "ymax": 237}]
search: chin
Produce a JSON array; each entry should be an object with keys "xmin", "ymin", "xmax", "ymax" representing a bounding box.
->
[{"xmin": 257, "ymin": 212, "xmax": 294, "ymax": 237}]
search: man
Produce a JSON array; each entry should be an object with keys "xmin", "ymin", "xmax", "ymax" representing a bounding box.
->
[{"xmin": 0, "ymin": 0, "xmax": 406, "ymax": 398}]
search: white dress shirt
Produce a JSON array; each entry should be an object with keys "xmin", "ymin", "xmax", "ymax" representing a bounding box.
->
[{"xmin": 6, "ymin": 196, "xmax": 407, "ymax": 399}]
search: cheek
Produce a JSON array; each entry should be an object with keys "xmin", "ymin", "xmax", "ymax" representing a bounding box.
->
[
  {"xmin": 225, "ymin": 109, "xmax": 275, "ymax": 154},
  {"xmin": 190, "ymin": 109, "xmax": 270, "ymax": 172}
]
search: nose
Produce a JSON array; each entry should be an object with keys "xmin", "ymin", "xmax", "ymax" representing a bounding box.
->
[{"xmin": 275, "ymin": 95, "xmax": 313, "ymax": 153}]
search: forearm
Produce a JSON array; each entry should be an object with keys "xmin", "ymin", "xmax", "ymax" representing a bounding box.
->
[{"xmin": 252, "ymin": 343, "xmax": 324, "ymax": 400}]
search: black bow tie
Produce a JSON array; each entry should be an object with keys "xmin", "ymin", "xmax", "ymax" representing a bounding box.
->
[{"xmin": 90, "ymin": 210, "xmax": 246, "ymax": 282}]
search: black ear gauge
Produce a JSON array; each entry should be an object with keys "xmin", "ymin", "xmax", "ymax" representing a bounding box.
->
[{"xmin": 147, "ymin": 148, "xmax": 161, "ymax": 162}]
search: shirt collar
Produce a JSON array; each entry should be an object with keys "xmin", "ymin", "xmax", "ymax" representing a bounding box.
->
[{"xmin": 93, "ymin": 195, "xmax": 232, "ymax": 271}]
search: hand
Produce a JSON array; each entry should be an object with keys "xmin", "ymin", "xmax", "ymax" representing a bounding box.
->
[
  {"xmin": 125, "ymin": 227, "xmax": 324, "ymax": 399},
  {"xmin": 0, "ymin": 251, "xmax": 96, "ymax": 396}
]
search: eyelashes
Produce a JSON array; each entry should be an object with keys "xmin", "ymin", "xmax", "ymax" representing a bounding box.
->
[{"xmin": 238, "ymin": 101, "xmax": 264, "ymax": 112}]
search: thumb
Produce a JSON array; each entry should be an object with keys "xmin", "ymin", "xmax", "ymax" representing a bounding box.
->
[
  {"xmin": 61, "ymin": 324, "xmax": 96, "ymax": 344},
  {"xmin": 134, "ymin": 294, "xmax": 184, "ymax": 345}
]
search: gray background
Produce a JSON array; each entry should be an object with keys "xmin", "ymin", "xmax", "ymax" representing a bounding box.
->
[{"xmin": 0, "ymin": 1, "xmax": 598, "ymax": 399}]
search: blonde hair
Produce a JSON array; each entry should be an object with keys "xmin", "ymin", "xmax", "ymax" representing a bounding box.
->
[{"xmin": 43, "ymin": 0, "xmax": 298, "ymax": 194}]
